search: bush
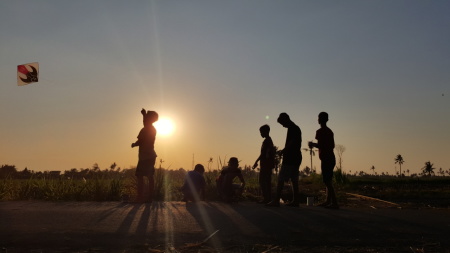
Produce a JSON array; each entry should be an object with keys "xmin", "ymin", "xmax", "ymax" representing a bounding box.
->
[{"xmin": 334, "ymin": 168, "xmax": 349, "ymax": 185}]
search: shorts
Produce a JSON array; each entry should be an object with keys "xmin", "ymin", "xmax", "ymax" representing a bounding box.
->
[
  {"xmin": 278, "ymin": 164, "xmax": 299, "ymax": 183},
  {"xmin": 321, "ymin": 157, "xmax": 336, "ymax": 183},
  {"xmin": 135, "ymin": 157, "xmax": 156, "ymax": 177}
]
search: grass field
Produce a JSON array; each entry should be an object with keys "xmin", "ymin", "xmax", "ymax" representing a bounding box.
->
[{"xmin": 1, "ymin": 166, "xmax": 449, "ymax": 208}]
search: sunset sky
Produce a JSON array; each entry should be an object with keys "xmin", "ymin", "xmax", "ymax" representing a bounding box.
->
[{"xmin": 1, "ymin": 1, "xmax": 449, "ymax": 175}]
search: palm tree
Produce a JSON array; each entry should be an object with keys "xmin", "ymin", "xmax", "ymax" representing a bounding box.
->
[
  {"xmin": 438, "ymin": 167, "xmax": 444, "ymax": 177},
  {"xmin": 421, "ymin": 161, "xmax": 435, "ymax": 177},
  {"xmin": 394, "ymin": 154, "xmax": 404, "ymax": 176},
  {"xmin": 302, "ymin": 147, "xmax": 316, "ymax": 172},
  {"xmin": 371, "ymin": 166, "xmax": 375, "ymax": 175}
]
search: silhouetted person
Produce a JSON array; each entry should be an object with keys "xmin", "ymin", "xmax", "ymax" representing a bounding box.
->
[
  {"xmin": 131, "ymin": 109, "xmax": 158, "ymax": 203},
  {"xmin": 181, "ymin": 164, "xmax": 206, "ymax": 202},
  {"xmin": 309, "ymin": 112, "xmax": 338, "ymax": 209},
  {"xmin": 252, "ymin": 124, "xmax": 275, "ymax": 204},
  {"xmin": 216, "ymin": 157, "xmax": 245, "ymax": 202},
  {"xmin": 267, "ymin": 113, "xmax": 302, "ymax": 207}
]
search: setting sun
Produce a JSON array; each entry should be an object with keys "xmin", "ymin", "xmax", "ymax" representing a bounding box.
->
[{"xmin": 154, "ymin": 118, "xmax": 175, "ymax": 136}]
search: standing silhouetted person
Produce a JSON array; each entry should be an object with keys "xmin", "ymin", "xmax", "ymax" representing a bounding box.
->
[
  {"xmin": 181, "ymin": 164, "xmax": 206, "ymax": 202},
  {"xmin": 267, "ymin": 113, "xmax": 302, "ymax": 207},
  {"xmin": 131, "ymin": 109, "xmax": 158, "ymax": 203},
  {"xmin": 309, "ymin": 112, "xmax": 338, "ymax": 209},
  {"xmin": 252, "ymin": 124, "xmax": 275, "ymax": 204}
]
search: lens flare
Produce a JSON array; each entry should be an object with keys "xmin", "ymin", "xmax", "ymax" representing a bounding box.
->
[{"xmin": 154, "ymin": 118, "xmax": 175, "ymax": 136}]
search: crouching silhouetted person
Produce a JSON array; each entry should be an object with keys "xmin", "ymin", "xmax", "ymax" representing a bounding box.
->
[
  {"xmin": 181, "ymin": 164, "xmax": 206, "ymax": 202},
  {"xmin": 216, "ymin": 157, "xmax": 245, "ymax": 202}
]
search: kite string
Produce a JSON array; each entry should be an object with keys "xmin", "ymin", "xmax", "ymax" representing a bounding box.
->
[{"xmin": 37, "ymin": 76, "xmax": 58, "ymax": 87}]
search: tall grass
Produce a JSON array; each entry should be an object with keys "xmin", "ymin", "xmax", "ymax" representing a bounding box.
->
[
  {"xmin": 334, "ymin": 168, "xmax": 349, "ymax": 185},
  {"xmin": 343, "ymin": 175, "xmax": 450, "ymax": 203},
  {"xmin": 0, "ymin": 176, "xmax": 14, "ymax": 200},
  {"xmin": 0, "ymin": 176, "xmax": 125, "ymax": 201},
  {"xmin": 3, "ymin": 166, "xmax": 448, "ymax": 206},
  {"xmin": 0, "ymin": 167, "xmax": 262, "ymax": 201}
]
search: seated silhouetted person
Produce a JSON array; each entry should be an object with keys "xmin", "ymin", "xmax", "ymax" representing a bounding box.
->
[
  {"xmin": 216, "ymin": 157, "xmax": 245, "ymax": 202},
  {"xmin": 181, "ymin": 164, "xmax": 206, "ymax": 202}
]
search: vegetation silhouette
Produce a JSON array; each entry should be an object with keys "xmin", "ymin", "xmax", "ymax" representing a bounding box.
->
[
  {"xmin": 302, "ymin": 146, "xmax": 317, "ymax": 173},
  {"xmin": 422, "ymin": 161, "xmax": 435, "ymax": 176},
  {"xmin": 1, "ymin": 162, "xmax": 450, "ymax": 208},
  {"xmin": 395, "ymin": 154, "xmax": 405, "ymax": 176}
]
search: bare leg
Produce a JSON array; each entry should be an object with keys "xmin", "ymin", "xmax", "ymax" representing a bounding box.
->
[
  {"xmin": 287, "ymin": 178, "xmax": 300, "ymax": 206},
  {"xmin": 264, "ymin": 173, "xmax": 272, "ymax": 202},
  {"xmin": 266, "ymin": 180, "xmax": 283, "ymax": 206},
  {"xmin": 259, "ymin": 171, "xmax": 271, "ymax": 203},
  {"xmin": 324, "ymin": 181, "xmax": 338, "ymax": 206},
  {"xmin": 137, "ymin": 176, "xmax": 145, "ymax": 202},
  {"xmin": 317, "ymin": 181, "xmax": 332, "ymax": 207},
  {"xmin": 147, "ymin": 175, "xmax": 154, "ymax": 203}
]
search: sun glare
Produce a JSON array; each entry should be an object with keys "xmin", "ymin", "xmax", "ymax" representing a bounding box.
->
[{"xmin": 154, "ymin": 118, "xmax": 175, "ymax": 136}]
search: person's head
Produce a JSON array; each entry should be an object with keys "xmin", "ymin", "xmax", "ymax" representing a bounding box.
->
[
  {"xmin": 277, "ymin": 112, "xmax": 291, "ymax": 127},
  {"xmin": 144, "ymin": 111, "xmax": 159, "ymax": 126},
  {"xmin": 194, "ymin": 164, "xmax": 205, "ymax": 174},
  {"xmin": 318, "ymin": 112, "xmax": 329, "ymax": 125},
  {"xmin": 228, "ymin": 157, "xmax": 239, "ymax": 169},
  {"xmin": 259, "ymin": 124, "xmax": 270, "ymax": 138}
]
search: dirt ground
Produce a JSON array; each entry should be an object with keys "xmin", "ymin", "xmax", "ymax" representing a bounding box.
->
[{"xmin": 1, "ymin": 200, "xmax": 449, "ymax": 253}]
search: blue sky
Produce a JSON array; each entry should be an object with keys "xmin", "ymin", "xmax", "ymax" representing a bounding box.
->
[{"xmin": 1, "ymin": 1, "xmax": 449, "ymax": 175}]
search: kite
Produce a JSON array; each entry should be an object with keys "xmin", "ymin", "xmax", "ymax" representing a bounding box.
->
[{"xmin": 17, "ymin": 62, "xmax": 39, "ymax": 86}]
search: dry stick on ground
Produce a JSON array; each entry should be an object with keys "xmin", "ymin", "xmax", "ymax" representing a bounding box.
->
[
  {"xmin": 262, "ymin": 245, "xmax": 280, "ymax": 253},
  {"xmin": 147, "ymin": 250, "xmax": 165, "ymax": 253},
  {"xmin": 346, "ymin": 193, "xmax": 401, "ymax": 207},
  {"xmin": 179, "ymin": 230, "xmax": 220, "ymax": 251}
]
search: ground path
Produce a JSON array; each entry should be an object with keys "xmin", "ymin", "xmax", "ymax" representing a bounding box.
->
[{"xmin": 1, "ymin": 201, "xmax": 449, "ymax": 252}]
